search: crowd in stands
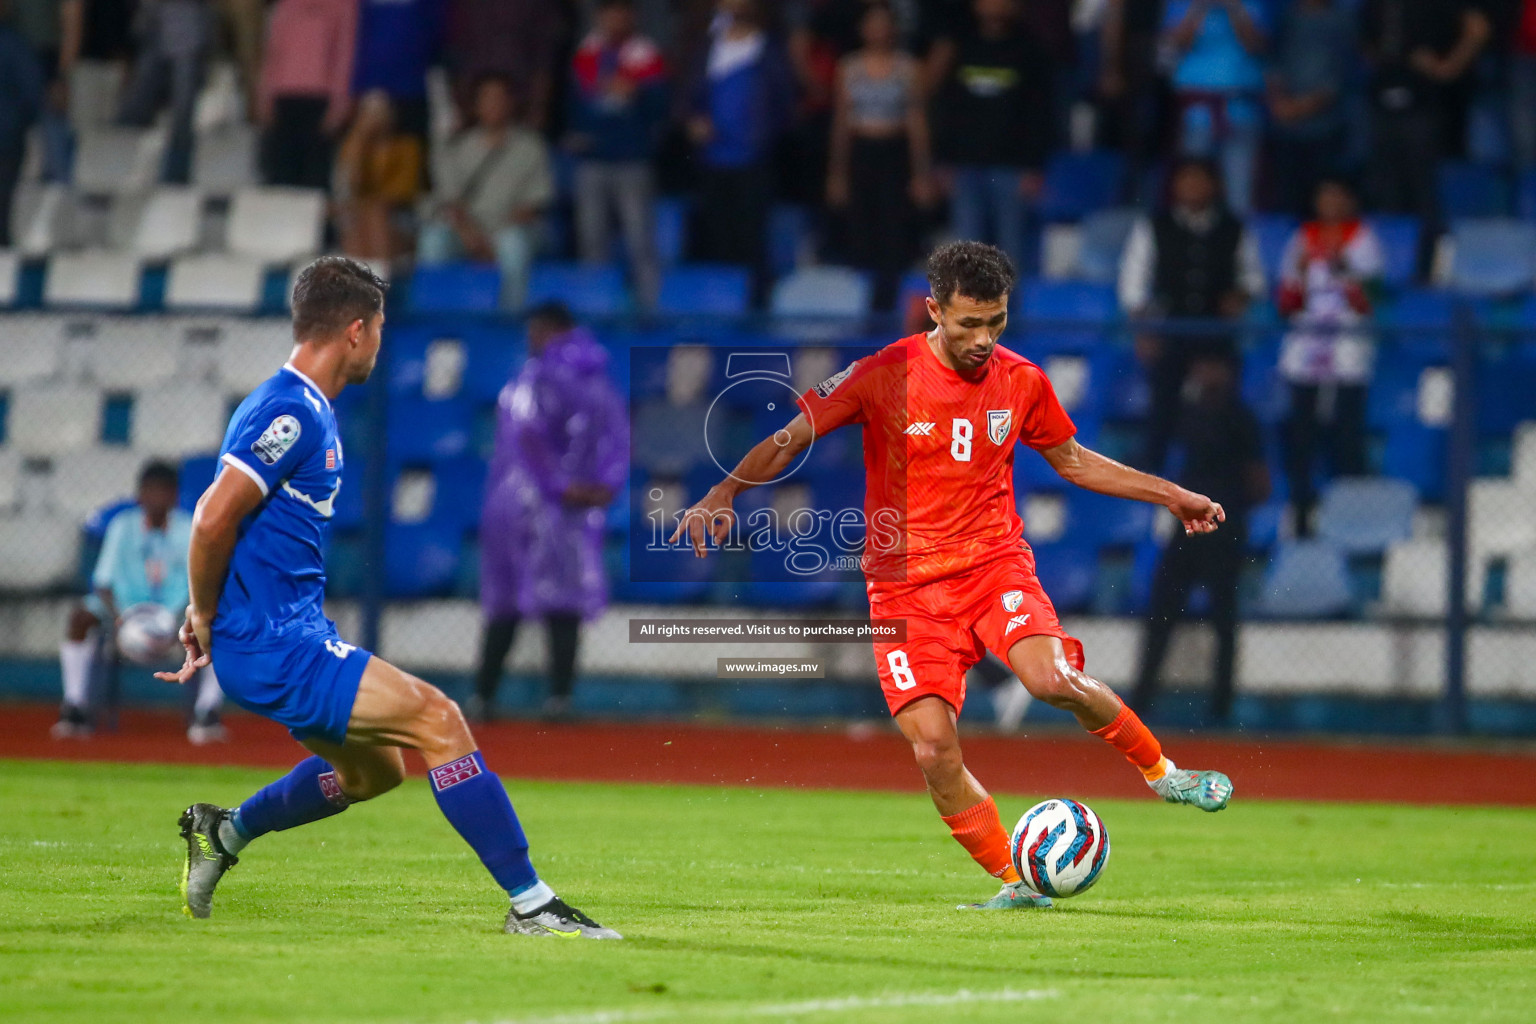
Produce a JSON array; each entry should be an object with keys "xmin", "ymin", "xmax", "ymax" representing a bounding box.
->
[{"xmin": 2, "ymin": 0, "xmax": 1530, "ymax": 307}]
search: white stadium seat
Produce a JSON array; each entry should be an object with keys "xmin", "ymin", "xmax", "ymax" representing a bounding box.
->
[
  {"xmin": 770, "ymin": 267, "xmax": 872, "ymax": 317},
  {"xmin": 11, "ymin": 183, "xmax": 71, "ymax": 257},
  {"xmin": 165, "ymin": 254, "xmax": 265, "ymax": 311},
  {"xmin": 1506, "ymin": 552, "xmax": 1536, "ymax": 618},
  {"xmin": 1381, "ymin": 538, "xmax": 1484, "ymax": 617},
  {"xmin": 0, "ymin": 449, "xmax": 19, "ymax": 510},
  {"xmin": 74, "ymin": 127, "xmax": 164, "ymax": 197},
  {"xmin": 131, "ymin": 383, "xmax": 230, "ymax": 457},
  {"xmin": 0, "ymin": 318, "xmax": 65, "ymax": 385},
  {"xmin": 77, "ymin": 319, "xmax": 183, "ymax": 388},
  {"xmin": 227, "ymin": 187, "xmax": 324, "ymax": 264},
  {"xmin": 129, "ymin": 187, "xmax": 204, "ymax": 258},
  {"xmin": 67, "ymin": 60, "xmax": 123, "ymax": 129},
  {"xmin": 193, "ymin": 123, "xmax": 259, "ymax": 193},
  {"xmin": 44, "ymin": 251, "xmax": 143, "ymax": 309},
  {"xmin": 1514, "ymin": 422, "xmax": 1536, "ymax": 486},
  {"xmin": 0, "ymin": 513, "xmax": 81, "ymax": 589},
  {"xmin": 0, "ymin": 249, "xmax": 17, "ymax": 306},
  {"xmin": 47, "ymin": 446, "xmax": 143, "ymax": 517},
  {"xmin": 213, "ymin": 320, "xmax": 296, "ymax": 392},
  {"xmin": 1469, "ymin": 478, "xmax": 1536, "ymax": 557},
  {"xmin": 5, "ymin": 384, "xmax": 102, "ymax": 455}
]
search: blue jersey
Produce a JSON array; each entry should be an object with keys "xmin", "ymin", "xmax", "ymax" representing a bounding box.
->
[{"xmin": 215, "ymin": 364, "xmax": 345, "ymax": 653}]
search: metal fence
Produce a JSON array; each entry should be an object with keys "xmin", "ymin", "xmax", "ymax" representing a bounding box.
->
[{"xmin": 1, "ymin": 302, "xmax": 1532, "ymax": 734}]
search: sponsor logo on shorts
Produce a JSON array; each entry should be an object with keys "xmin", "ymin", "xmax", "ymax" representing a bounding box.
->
[
  {"xmin": 988, "ymin": 410, "xmax": 1012, "ymax": 445},
  {"xmin": 1006, "ymin": 613, "xmax": 1033, "ymax": 633},
  {"xmin": 251, "ymin": 414, "xmax": 302, "ymax": 465},
  {"xmin": 1001, "ymin": 590, "xmax": 1024, "ymax": 613},
  {"xmin": 430, "ymin": 755, "xmax": 482, "ymax": 792},
  {"xmin": 904, "ymin": 422, "xmax": 936, "ymax": 436},
  {"xmin": 812, "ymin": 364, "xmax": 855, "ymax": 398}
]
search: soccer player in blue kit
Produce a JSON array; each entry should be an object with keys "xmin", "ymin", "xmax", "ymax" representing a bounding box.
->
[{"xmin": 158, "ymin": 257, "xmax": 619, "ymax": 938}]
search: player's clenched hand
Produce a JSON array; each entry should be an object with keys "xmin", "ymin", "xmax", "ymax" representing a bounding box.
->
[
  {"xmin": 669, "ymin": 487, "xmax": 737, "ymax": 558},
  {"xmin": 155, "ymin": 605, "xmax": 212, "ymax": 684},
  {"xmin": 1167, "ymin": 489, "xmax": 1225, "ymax": 536}
]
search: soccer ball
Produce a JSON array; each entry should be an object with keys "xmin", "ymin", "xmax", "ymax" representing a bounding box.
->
[
  {"xmin": 116, "ymin": 603, "xmax": 182, "ymax": 666},
  {"xmin": 1010, "ymin": 798, "xmax": 1110, "ymax": 898}
]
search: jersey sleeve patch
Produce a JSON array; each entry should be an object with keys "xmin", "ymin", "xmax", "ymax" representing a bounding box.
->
[
  {"xmin": 812, "ymin": 363, "xmax": 855, "ymax": 398},
  {"xmin": 251, "ymin": 414, "xmax": 302, "ymax": 466}
]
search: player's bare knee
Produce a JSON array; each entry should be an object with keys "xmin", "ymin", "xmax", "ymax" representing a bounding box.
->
[
  {"xmin": 413, "ymin": 685, "xmax": 473, "ymax": 755},
  {"xmin": 911, "ymin": 737, "xmax": 962, "ymax": 782},
  {"xmin": 1022, "ymin": 665, "xmax": 1086, "ymax": 709}
]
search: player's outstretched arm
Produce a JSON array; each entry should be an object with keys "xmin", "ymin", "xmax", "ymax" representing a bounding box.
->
[
  {"xmin": 155, "ymin": 469, "xmax": 266, "ymax": 683},
  {"xmin": 669, "ymin": 413, "xmax": 816, "ymax": 557},
  {"xmin": 1038, "ymin": 437, "xmax": 1224, "ymax": 536}
]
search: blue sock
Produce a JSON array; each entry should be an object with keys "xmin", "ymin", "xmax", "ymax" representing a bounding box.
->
[
  {"xmin": 429, "ymin": 751, "xmax": 540, "ymax": 895},
  {"xmin": 232, "ymin": 756, "xmax": 352, "ymax": 841}
]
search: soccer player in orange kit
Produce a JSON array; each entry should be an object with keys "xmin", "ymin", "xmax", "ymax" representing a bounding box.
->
[{"xmin": 672, "ymin": 241, "xmax": 1233, "ymax": 910}]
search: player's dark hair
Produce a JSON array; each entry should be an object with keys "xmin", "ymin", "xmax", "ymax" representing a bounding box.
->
[
  {"xmin": 926, "ymin": 241, "xmax": 1017, "ymax": 306},
  {"xmin": 138, "ymin": 459, "xmax": 179, "ymax": 490},
  {"xmin": 526, "ymin": 300, "xmax": 576, "ymax": 331},
  {"xmin": 291, "ymin": 256, "xmax": 387, "ymax": 342}
]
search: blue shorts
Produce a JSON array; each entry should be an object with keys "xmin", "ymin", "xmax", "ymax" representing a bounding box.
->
[{"xmin": 212, "ymin": 628, "xmax": 372, "ymax": 745}]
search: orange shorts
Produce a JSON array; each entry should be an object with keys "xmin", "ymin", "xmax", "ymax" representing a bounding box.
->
[{"xmin": 868, "ymin": 547, "xmax": 1085, "ymax": 717}]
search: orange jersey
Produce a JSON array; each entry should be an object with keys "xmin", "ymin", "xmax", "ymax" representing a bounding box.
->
[{"xmin": 796, "ymin": 333, "xmax": 1076, "ymax": 587}]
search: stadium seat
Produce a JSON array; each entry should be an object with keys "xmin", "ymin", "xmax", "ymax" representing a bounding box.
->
[
  {"xmin": 1381, "ymin": 421, "xmax": 1447, "ymax": 502},
  {"xmin": 1039, "ymin": 223, "xmax": 1082, "ymax": 280},
  {"xmin": 430, "ymin": 456, "xmax": 488, "ymax": 532},
  {"xmin": 1512, "ymin": 421, "xmax": 1536, "ymax": 484},
  {"xmin": 1475, "ymin": 349, "xmax": 1536, "ymax": 437},
  {"xmin": 131, "ymin": 384, "xmax": 230, "ymax": 457},
  {"xmin": 1438, "ymin": 162, "xmax": 1511, "ymax": 219},
  {"xmin": 127, "ymin": 187, "xmax": 203, "ymax": 258},
  {"xmin": 0, "ymin": 513, "xmax": 81, "ymax": 588},
  {"xmin": 74, "ymin": 127, "xmax": 163, "ymax": 196},
  {"xmin": 1039, "ymin": 150, "xmax": 1124, "ymax": 222},
  {"xmin": 47, "ymin": 447, "xmax": 143, "ymax": 518},
  {"xmin": 67, "ymin": 60, "xmax": 122, "ymax": 129},
  {"xmin": 192, "ymin": 123, "xmax": 258, "ymax": 193},
  {"xmin": 178, "ymin": 454, "xmax": 220, "ymax": 511},
  {"xmin": 1258, "ymin": 539, "xmax": 1352, "ymax": 617},
  {"xmin": 1249, "ymin": 214, "xmax": 1298, "ymax": 284},
  {"xmin": 408, "ymin": 263, "xmax": 502, "ymax": 313},
  {"xmin": 1017, "ymin": 279, "xmax": 1119, "ymax": 351},
  {"xmin": 0, "ymin": 331, "xmax": 60, "ymax": 386},
  {"xmin": 227, "ymin": 187, "xmax": 326, "ymax": 263},
  {"xmin": 0, "ymin": 249, "xmax": 17, "ymax": 307},
  {"xmin": 769, "ymin": 204, "xmax": 810, "ymax": 278},
  {"xmin": 164, "ymin": 254, "xmax": 266, "ymax": 311},
  {"xmin": 657, "ymin": 264, "xmax": 752, "ymax": 316},
  {"xmin": 78, "ymin": 322, "xmax": 181, "ymax": 388},
  {"xmin": 44, "ymin": 252, "xmax": 143, "ymax": 309},
  {"xmin": 1029, "ymin": 543, "xmax": 1097, "ymax": 612},
  {"xmin": 526, "ymin": 263, "xmax": 631, "ymax": 317},
  {"xmin": 10, "ymin": 182, "xmax": 69, "ymax": 256},
  {"xmin": 1366, "ymin": 215, "xmax": 1421, "ymax": 289},
  {"xmin": 771, "ymin": 266, "xmax": 872, "ymax": 317},
  {"xmin": 0, "ymin": 449, "xmax": 18, "ymax": 509},
  {"xmin": 1470, "ymin": 478, "xmax": 1536, "ymax": 557},
  {"xmin": 1382, "ymin": 538, "xmax": 1481, "ymax": 617},
  {"xmin": 1076, "ymin": 207, "xmax": 1139, "ymax": 284},
  {"xmin": 1314, "ymin": 478, "xmax": 1417, "ymax": 555},
  {"xmin": 212, "ymin": 319, "xmax": 299, "ymax": 392},
  {"xmin": 6, "ymin": 385, "xmax": 100, "ymax": 454},
  {"xmin": 1066, "ymin": 488, "xmax": 1153, "ymax": 547},
  {"xmin": 1505, "ymin": 550, "xmax": 1536, "ymax": 617},
  {"xmin": 383, "ymin": 522, "xmax": 463, "ymax": 597},
  {"xmin": 653, "ymin": 195, "xmax": 690, "ymax": 268},
  {"xmin": 461, "ymin": 329, "xmax": 527, "ymax": 404},
  {"xmin": 1447, "ymin": 219, "xmax": 1536, "ymax": 295},
  {"xmin": 386, "ymin": 397, "xmax": 473, "ymax": 461}
]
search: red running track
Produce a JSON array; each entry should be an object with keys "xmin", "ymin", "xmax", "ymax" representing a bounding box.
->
[{"xmin": 4, "ymin": 704, "xmax": 1536, "ymax": 806}]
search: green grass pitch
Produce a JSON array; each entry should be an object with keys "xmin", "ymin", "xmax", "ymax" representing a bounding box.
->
[{"xmin": 3, "ymin": 760, "xmax": 1536, "ymax": 1024}]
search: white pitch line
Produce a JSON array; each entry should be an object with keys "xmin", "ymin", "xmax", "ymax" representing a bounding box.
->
[{"xmin": 483, "ymin": 987, "xmax": 1059, "ymax": 1024}]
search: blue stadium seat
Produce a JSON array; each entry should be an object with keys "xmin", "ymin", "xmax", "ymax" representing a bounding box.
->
[
  {"xmin": 770, "ymin": 266, "xmax": 872, "ymax": 317},
  {"xmin": 1077, "ymin": 207, "xmax": 1139, "ymax": 284},
  {"xmin": 1017, "ymin": 279, "xmax": 1119, "ymax": 350},
  {"xmin": 769, "ymin": 204, "xmax": 810, "ymax": 278},
  {"xmin": 460, "ymin": 327, "xmax": 526, "ymax": 405},
  {"xmin": 1315, "ymin": 477, "xmax": 1417, "ymax": 555},
  {"xmin": 526, "ymin": 263, "xmax": 630, "ymax": 317},
  {"xmin": 744, "ymin": 548, "xmax": 844, "ymax": 608},
  {"xmin": 1382, "ymin": 422, "xmax": 1446, "ymax": 502},
  {"xmin": 1476, "ymin": 347, "xmax": 1536, "ymax": 437},
  {"xmin": 384, "ymin": 325, "xmax": 442, "ymax": 397},
  {"xmin": 384, "ymin": 523, "xmax": 463, "ymax": 597},
  {"xmin": 1448, "ymin": 219, "xmax": 1536, "ymax": 296},
  {"xmin": 657, "ymin": 264, "xmax": 752, "ymax": 316},
  {"xmin": 332, "ymin": 464, "xmax": 364, "ymax": 530},
  {"xmin": 1240, "ymin": 339, "xmax": 1287, "ymax": 426},
  {"xmin": 432, "ymin": 456, "xmax": 488, "ymax": 532},
  {"xmin": 1066, "ymin": 489, "xmax": 1153, "ymax": 547},
  {"xmin": 1029, "ymin": 543, "xmax": 1097, "ymax": 612},
  {"xmin": 1015, "ymin": 449, "xmax": 1069, "ymax": 493},
  {"xmin": 386, "ymin": 397, "xmax": 473, "ymax": 461},
  {"xmin": 408, "ymin": 263, "xmax": 501, "ymax": 314},
  {"xmin": 1438, "ymin": 162, "xmax": 1511, "ymax": 219},
  {"xmin": 1039, "ymin": 150, "xmax": 1124, "ymax": 222},
  {"xmin": 618, "ymin": 542, "xmax": 712, "ymax": 603},
  {"xmin": 1258, "ymin": 539, "xmax": 1352, "ymax": 617},
  {"xmin": 654, "ymin": 195, "xmax": 691, "ymax": 268},
  {"xmin": 178, "ymin": 455, "xmax": 219, "ymax": 511},
  {"xmin": 1249, "ymin": 214, "xmax": 1298, "ymax": 284},
  {"xmin": 1366, "ymin": 215, "xmax": 1421, "ymax": 289}
]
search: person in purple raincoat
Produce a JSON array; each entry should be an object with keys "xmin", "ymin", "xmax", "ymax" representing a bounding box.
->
[{"xmin": 472, "ymin": 303, "xmax": 627, "ymax": 722}]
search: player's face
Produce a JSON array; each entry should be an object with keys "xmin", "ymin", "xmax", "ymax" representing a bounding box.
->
[
  {"xmin": 932, "ymin": 293, "xmax": 1009, "ymax": 370},
  {"xmin": 346, "ymin": 312, "xmax": 384, "ymax": 384}
]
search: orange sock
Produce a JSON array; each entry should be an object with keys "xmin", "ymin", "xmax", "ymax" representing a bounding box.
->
[
  {"xmin": 941, "ymin": 797, "xmax": 1022, "ymax": 883},
  {"xmin": 1091, "ymin": 702, "xmax": 1169, "ymax": 782}
]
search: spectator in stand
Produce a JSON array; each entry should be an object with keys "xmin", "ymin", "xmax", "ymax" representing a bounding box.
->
[
  {"xmin": 11, "ymin": 0, "xmax": 80, "ymax": 183},
  {"xmin": 446, "ymin": 0, "xmax": 567, "ymax": 134},
  {"xmin": 352, "ymin": 0, "xmax": 445, "ymax": 145},
  {"xmin": 567, "ymin": 0, "xmax": 669, "ymax": 308},
  {"xmin": 256, "ymin": 0, "xmax": 356, "ymax": 190},
  {"xmin": 334, "ymin": 90, "xmax": 423, "ymax": 261},
  {"xmin": 418, "ymin": 75, "xmax": 554, "ymax": 311},
  {"xmin": 1277, "ymin": 177, "xmax": 1384, "ymax": 537},
  {"xmin": 1512, "ymin": 0, "xmax": 1536, "ymax": 172},
  {"xmin": 826, "ymin": 1, "xmax": 931, "ymax": 310},
  {"xmin": 929, "ymin": 0, "xmax": 1052, "ymax": 274},
  {"xmin": 1265, "ymin": 0, "xmax": 1356, "ymax": 218},
  {"xmin": 1160, "ymin": 0, "xmax": 1268, "ymax": 216},
  {"xmin": 687, "ymin": 0, "xmax": 796, "ymax": 291},
  {"xmin": 1359, "ymin": 0, "xmax": 1490, "ymax": 275},
  {"xmin": 1119, "ymin": 157, "xmax": 1264, "ymax": 473},
  {"xmin": 117, "ymin": 0, "xmax": 217, "ymax": 183},
  {"xmin": 472, "ymin": 303, "xmax": 627, "ymax": 724},
  {"xmin": 1130, "ymin": 353, "xmax": 1269, "ymax": 726},
  {"xmin": 0, "ymin": 4, "xmax": 44, "ymax": 246},
  {"xmin": 1097, "ymin": 0, "xmax": 1168, "ymax": 199}
]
